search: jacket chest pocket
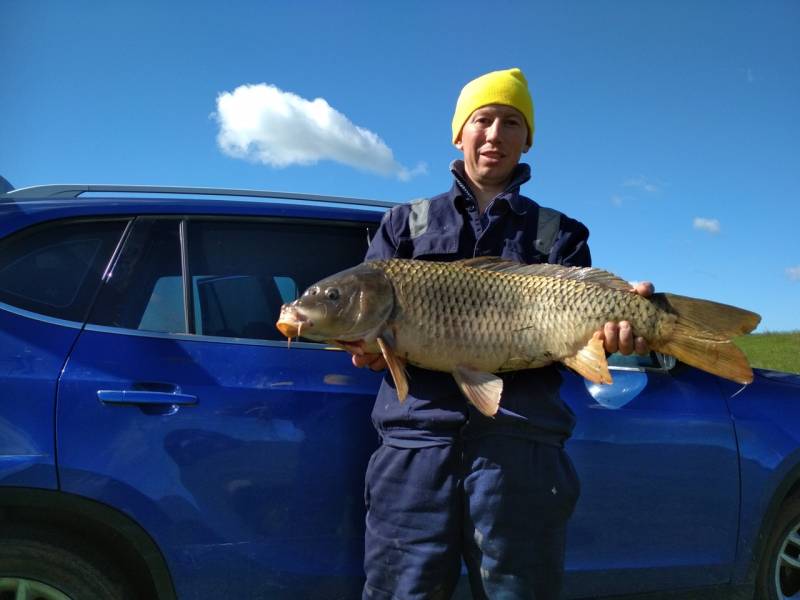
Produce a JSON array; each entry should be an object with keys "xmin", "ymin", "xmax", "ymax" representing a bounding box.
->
[
  {"xmin": 396, "ymin": 229, "xmax": 460, "ymax": 261},
  {"xmin": 501, "ymin": 239, "xmax": 546, "ymax": 264}
]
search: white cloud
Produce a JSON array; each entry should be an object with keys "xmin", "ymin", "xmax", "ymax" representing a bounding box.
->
[
  {"xmin": 214, "ymin": 83, "xmax": 426, "ymax": 180},
  {"xmin": 623, "ymin": 176, "xmax": 660, "ymax": 193},
  {"xmin": 610, "ymin": 194, "xmax": 623, "ymax": 207},
  {"xmin": 787, "ymin": 266, "xmax": 800, "ymax": 281},
  {"xmin": 693, "ymin": 217, "xmax": 721, "ymax": 234}
]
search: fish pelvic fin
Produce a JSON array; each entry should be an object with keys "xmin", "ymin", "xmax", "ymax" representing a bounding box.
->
[
  {"xmin": 452, "ymin": 366, "xmax": 503, "ymax": 417},
  {"xmin": 653, "ymin": 293, "xmax": 760, "ymax": 384},
  {"xmin": 561, "ymin": 332, "xmax": 613, "ymax": 384},
  {"xmin": 376, "ymin": 335, "xmax": 409, "ymax": 402}
]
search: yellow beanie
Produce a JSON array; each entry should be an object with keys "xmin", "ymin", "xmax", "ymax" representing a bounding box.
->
[{"xmin": 451, "ymin": 67, "xmax": 535, "ymax": 146}]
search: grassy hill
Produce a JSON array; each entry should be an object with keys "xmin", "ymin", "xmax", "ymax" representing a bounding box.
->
[{"xmin": 734, "ymin": 331, "xmax": 800, "ymax": 374}]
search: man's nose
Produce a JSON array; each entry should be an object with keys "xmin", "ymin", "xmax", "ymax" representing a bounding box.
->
[{"xmin": 486, "ymin": 119, "xmax": 502, "ymax": 142}]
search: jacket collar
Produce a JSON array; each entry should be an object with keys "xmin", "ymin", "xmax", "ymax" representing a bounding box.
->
[{"xmin": 448, "ymin": 160, "xmax": 532, "ymax": 215}]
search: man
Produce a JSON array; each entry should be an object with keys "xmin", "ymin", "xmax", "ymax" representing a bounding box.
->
[{"xmin": 354, "ymin": 68, "xmax": 651, "ymax": 600}]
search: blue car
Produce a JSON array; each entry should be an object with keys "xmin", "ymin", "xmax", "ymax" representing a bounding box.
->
[{"xmin": 0, "ymin": 182, "xmax": 798, "ymax": 600}]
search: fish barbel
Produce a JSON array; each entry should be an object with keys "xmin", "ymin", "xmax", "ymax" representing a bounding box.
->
[{"xmin": 276, "ymin": 258, "xmax": 760, "ymax": 417}]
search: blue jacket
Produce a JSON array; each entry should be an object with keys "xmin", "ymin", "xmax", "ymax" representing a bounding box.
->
[{"xmin": 365, "ymin": 161, "xmax": 591, "ymax": 448}]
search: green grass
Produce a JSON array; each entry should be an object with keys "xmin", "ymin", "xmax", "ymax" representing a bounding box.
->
[{"xmin": 734, "ymin": 331, "xmax": 800, "ymax": 374}]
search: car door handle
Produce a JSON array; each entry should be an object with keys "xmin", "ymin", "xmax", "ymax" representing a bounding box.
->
[{"xmin": 97, "ymin": 390, "xmax": 198, "ymax": 406}]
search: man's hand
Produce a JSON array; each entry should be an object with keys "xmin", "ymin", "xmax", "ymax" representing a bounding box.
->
[
  {"xmin": 352, "ymin": 352, "xmax": 388, "ymax": 372},
  {"xmin": 601, "ymin": 281, "xmax": 654, "ymax": 355}
]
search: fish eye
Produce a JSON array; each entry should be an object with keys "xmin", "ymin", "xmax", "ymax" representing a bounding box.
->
[
  {"xmin": 305, "ymin": 286, "xmax": 320, "ymax": 297},
  {"xmin": 325, "ymin": 288, "xmax": 340, "ymax": 301}
]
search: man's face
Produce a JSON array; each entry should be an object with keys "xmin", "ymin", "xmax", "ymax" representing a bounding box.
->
[{"xmin": 455, "ymin": 104, "xmax": 529, "ymax": 188}]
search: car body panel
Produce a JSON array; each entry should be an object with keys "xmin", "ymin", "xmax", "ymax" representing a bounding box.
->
[
  {"xmin": 722, "ymin": 370, "xmax": 800, "ymax": 584},
  {"xmin": 563, "ymin": 365, "xmax": 740, "ymax": 597},
  {"xmin": 0, "ymin": 307, "xmax": 80, "ymax": 489}
]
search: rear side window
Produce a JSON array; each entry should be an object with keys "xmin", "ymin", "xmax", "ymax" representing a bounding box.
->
[{"xmin": 0, "ymin": 219, "xmax": 127, "ymax": 322}]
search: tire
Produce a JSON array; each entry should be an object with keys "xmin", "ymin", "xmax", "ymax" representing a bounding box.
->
[
  {"xmin": 0, "ymin": 526, "xmax": 132, "ymax": 600},
  {"xmin": 757, "ymin": 496, "xmax": 800, "ymax": 600}
]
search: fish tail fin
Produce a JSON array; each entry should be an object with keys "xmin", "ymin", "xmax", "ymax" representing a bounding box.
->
[{"xmin": 653, "ymin": 293, "xmax": 760, "ymax": 384}]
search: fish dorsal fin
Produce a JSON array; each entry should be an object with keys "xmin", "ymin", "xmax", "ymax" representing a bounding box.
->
[
  {"xmin": 515, "ymin": 264, "xmax": 633, "ymax": 291},
  {"xmin": 458, "ymin": 258, "xmax": 632, "ymax": 292},
  {"xmin": 456, "ymin": 257, "xmax": 519, "ymax": 272},
  {"xmin": 452, "ymin": 366, "xmax": 503, "ymax": 417},
  {"xmin": 377, "ymin": 335, "xmax": 409, "ymax": 402},
  {"xmin": 561, "ymin": 333, "xmax": 613, "ymax": 384}
]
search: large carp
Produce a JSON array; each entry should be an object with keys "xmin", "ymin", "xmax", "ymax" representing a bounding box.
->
[{"xmin": 276, "ymin": 258, "xmax": 760, "ymax": 417}]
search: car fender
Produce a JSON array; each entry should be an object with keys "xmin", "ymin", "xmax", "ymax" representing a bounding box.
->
[
  {"xmin": 722, "ymin": 370, "xmax": 800, "ymax": 584},
  {"xmin": 0, "ymin": 486, "xmax": 176, "ymax": 600}
]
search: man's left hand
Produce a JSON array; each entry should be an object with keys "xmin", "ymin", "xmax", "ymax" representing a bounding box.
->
[{"xmin": 601, "ymin": 281, "xmax": 654, "ymax": 355}]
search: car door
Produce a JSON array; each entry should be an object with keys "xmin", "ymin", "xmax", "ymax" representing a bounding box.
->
[
  {"xmin": 561, "ymin": 354, "xmax": 741, "ymax": 598},
  {"xmin": 57, "ymin": 214, "xmax": 383, "ymax": 599}
]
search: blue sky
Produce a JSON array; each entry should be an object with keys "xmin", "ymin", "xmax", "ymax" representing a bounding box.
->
[{"xmin": 2, "ymin": 1, "xmax": 798, "ymax": 331}]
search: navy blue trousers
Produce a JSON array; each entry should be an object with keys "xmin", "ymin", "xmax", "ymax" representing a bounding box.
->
[
  {"xmin": 463, "ymin": 436, "xmax": 580, "ymax": 600},
  {"xmin": 363, "ymin": 442, "xmax": 464, "ymax": 600},
  {"xmin": 363, "ymin": 437, "xmax": 579, "ymax": 600}
]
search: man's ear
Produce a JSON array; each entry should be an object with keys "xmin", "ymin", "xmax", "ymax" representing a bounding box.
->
[
  {"xmin": 522, "ymin": 144, "xmax": 531, "ymax": 153},
  {"xmin": 454, "ymin": 134, "xmax": 463, "ymax": 151}
]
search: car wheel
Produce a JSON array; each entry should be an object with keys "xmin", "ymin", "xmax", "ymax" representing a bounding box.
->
[
  {"xmin": 757, "ymin": 496, "xmax": 800, "ymax": 600},
  {"xmin": 0, "ymin": 526, "xmax": 132, "ymax": 600}
]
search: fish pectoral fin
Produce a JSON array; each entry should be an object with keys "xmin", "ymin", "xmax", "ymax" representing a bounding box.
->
[
  {"xmin": 376, "ymin": 336, "xmax": 409, "ymax": 402},
  {"xmin": 561, "ymin": 333, "xmax": 613, "ymax": 384},
  {"xmin": 453, "ymin": 366, "xmax": 503, "ymax": 417}
]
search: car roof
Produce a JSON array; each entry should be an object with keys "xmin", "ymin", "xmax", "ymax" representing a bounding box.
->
[{"xmin": 0, "ymin": 184, "xmax": 394, "ymax": 237}]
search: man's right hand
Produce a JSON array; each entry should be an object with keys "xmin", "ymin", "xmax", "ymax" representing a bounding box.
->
[{"xmin": 352, "ymin": 353, "xmax": 387, "ymax": 371}]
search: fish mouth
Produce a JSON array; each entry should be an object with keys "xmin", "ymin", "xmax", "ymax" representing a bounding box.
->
[{"xmin": 276, "ymin": 305, "xmax": 312, "ymax": 339}]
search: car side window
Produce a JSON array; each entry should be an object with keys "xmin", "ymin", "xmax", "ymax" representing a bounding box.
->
[
  {"xmin": 0, "ymin": 218, "xmax": 128, "ymax": 322},
  {"xmin": 186, "ymin": 218, "xmax": 370, "ymax": 341},
  {"xmin": 87, "ymin": 216, "xmax": 372, "ymax": 341},
  {"xmin": 88, "ymin": 218, "xmax": 185, "ymax": 333}
]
